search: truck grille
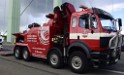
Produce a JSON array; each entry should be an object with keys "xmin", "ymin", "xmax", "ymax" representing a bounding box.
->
[{"xmin": 100, "ymin": 37, "xmax": 112, "ymax": 48}]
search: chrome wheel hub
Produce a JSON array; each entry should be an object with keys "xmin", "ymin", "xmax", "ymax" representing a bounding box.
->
[
  {"xmin": 50, "ymin": 54, "xmax": 58, "ymax": 65},
  {"xmin": 71, "ymin": 56, "xmax": 82, "ymax": 69}
]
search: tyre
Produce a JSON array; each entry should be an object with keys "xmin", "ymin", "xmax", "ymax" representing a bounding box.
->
[
  {"xmin": 48, "ymin": 50, "xmax": 63, "ymax": 68},
  {"xmin": 22, "ymin": 47, "xmax": 30, "ymax": 61},
  {"xmin": 14, "ymin": 47, "xmax": 22, "ymax": 59},
  {"xmin": 69, "ymin": 51, "xmax": 88, "ymax": 74}
]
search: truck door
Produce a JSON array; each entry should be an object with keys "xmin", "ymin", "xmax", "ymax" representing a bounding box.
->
[
  {"xmin": 69, "ymin": 16, "xmax": 78, "ymax": 43},
  {"xmin": 77, "ymin": 14, "xmax": 100, "ymax": 49}
]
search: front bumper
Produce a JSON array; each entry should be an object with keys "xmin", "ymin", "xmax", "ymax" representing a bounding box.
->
[
  {"xmin": 91, "ymin": 49, "xmax": 121, "ymax": 67},
  {"xmin": 92, "ymin": 34, "xmax": 122, "ymax": 67}
]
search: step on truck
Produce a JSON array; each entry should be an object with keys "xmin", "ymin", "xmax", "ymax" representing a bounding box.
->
[{"xmin": 13, "ymin": 3, "xmax": 123, "ymax": 74}]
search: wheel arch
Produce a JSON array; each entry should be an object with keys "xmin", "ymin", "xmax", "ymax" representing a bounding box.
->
[
  {"xmin": 67, "ymin": 41, "xmax": 91, "ymax": 59},
  {"xmin": 14, "ymin": 44, "xmax": 31, "ymax": 54},
  {"xmin": 47, "ymin": 47, "xmax": 63, "ymax": 59}
]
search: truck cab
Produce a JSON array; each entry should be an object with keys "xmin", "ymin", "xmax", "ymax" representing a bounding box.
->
[
  {"xmin": 70, "ymin": 8, "xmax": 122, "ymax": 51},
  {"xmin": 68, "ymin": 7, "xmax": 122, "ymax": 68}
]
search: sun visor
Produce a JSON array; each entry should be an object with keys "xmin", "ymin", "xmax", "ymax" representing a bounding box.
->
[{"xmin": 92, "ymin": 8, "xmax": 114, "ymax": 19}]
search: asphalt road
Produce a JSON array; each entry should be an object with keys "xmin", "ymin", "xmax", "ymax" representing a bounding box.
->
[{"xmin": 0, "ymin": 45, "xmax": 124, "ymax": 75}]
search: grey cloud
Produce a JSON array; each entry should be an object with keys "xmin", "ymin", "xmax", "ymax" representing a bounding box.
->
[
  {"xmin": 20, "ymin": 0, "xmax": 53, "ymax": 27},
  {"xmin": 0, "ymin": 0, "xmax": 124, "ymax": 33},
  {"xmin": 21, "ymin": 0, "xmax": 53, "ymax": 17}
]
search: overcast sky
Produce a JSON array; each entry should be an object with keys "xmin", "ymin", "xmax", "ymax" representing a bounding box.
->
[{"xmin": 0, "ymin": 0, "xmax": 124, "ymax": 34}]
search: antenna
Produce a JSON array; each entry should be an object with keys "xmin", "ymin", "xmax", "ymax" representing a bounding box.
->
[
  {"xmin": 86, "ymin": 0, "xmax": 96, "ymax": 14},
  {"xmin": 113, "ymin": 0, "xmax": 114, "ymax": 12},
  {"xmin": 112, "ymin": 0, "xmax": 114, "ymax": 17},
  {"xmin": 86, "ymin": 0, "xmax": 95, "ymax": 8}
]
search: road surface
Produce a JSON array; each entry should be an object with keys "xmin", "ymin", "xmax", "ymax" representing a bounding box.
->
[{"xmin": 0, "ymin": 44, "xmax": 124, "ymax": 75}]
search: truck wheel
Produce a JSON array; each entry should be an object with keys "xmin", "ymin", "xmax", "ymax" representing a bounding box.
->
[
  {"xmin": 48, "ymin": 50, "xmax": 63, "ymax": 68},
  {"xmin": 14, "ymin": 47, "xmax": 22, "ymax": 59},
  {"xmin": 69, "ymin": 51, "xmax": 88, "ymax": 74},
  {"xmin": 22, "ymin": 48, "xmax": 30, "ymax": 61}
]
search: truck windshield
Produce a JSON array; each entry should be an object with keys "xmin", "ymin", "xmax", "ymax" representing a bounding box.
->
[{"xmin": 100, "ymin": 18, "xmax": 117, "ymax": 31}]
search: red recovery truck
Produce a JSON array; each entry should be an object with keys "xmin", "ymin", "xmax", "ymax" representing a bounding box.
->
[{"xmin": 13, "ymin": 3, "xmax": 122, "ymax": 73}]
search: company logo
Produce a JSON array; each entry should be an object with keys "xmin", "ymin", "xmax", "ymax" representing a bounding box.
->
[{"xmin": 40, "ymin": 26, "xmax": 49, "ymax": 45}]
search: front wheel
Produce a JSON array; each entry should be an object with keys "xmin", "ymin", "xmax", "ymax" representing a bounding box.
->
[
  {"xmin": 69, "ymin": 51, "xmax": 88, "ymax": 74},
  {"xmin": 48, "ymin": 50, "xmax": 63, "ymax": 68}
]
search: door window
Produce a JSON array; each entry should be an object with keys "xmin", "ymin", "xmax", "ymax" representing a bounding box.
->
[
  {"xmin": 79, "ymin": 14, "xmax": 89, "ymax": 29},
  {"xmin": 72, "ymin": 17, "xmax": 77, "ymax": 27},
  {"xmin": 91, "ymin": 15, "xmax": 98, "ymax": 29}
]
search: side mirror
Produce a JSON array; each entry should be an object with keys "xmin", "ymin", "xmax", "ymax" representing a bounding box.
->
[
  {"xmin": 118, "ymin": 18, "xmax": 122, "ymax": 27},
  {"xmin": 117, "ymin": 18, "xmax": 122, "ymax": 30}
]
